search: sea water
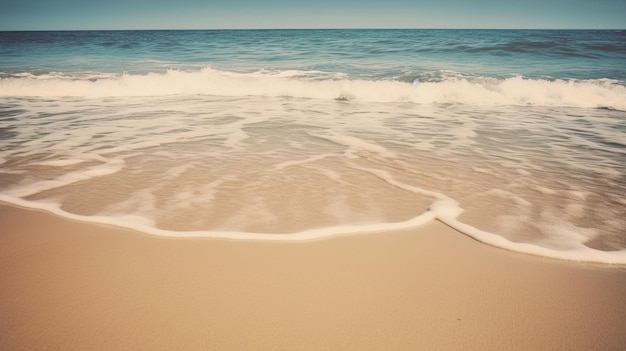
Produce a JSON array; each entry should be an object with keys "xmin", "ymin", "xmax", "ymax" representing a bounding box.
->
[{"xmin": 1, "ymin": 29, "xmax": 625, "ymax": 263}]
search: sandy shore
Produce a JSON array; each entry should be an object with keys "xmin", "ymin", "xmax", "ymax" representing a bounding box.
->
[{"xmin": 1, "ymin": 202, "xmax": 625, "ymax": 350}]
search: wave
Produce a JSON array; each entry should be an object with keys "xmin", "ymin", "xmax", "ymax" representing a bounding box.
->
[
  {"xmin": 1, "ymin": 169, "xmax": 625, "ymax": 265},
  {"xmin": 1, "ymin": 68, "xmax": 625, "ymax": 110}
]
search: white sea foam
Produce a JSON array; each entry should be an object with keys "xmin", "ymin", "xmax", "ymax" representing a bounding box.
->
[
  {"xmin": 309, "ymin": 133, "xmax": 397, "ymax": 158},
  {"xmin": 2, "ymin": 169, "xmax": 624, "ymax": 264},
  {"xmin": 33, "ymin": 159, "xmax": 89, "ymax": 167},
  {"xmin": 5, "ymin": 160, "xmax": 124, "ymax": 198},
  {"xmin": 485, "ymin": 189, "xmax": 532, "ymax": 207},
  {"xmin": 274, "ymin": 154, "xmax": 334, "ymax": 170},
  {"xmin": 1, "ymin": 83, "xmax": 625, "ymax": 265},
  {"xmin": 1, "ymin": 68, "xmax": 625, "ymax": 110}
]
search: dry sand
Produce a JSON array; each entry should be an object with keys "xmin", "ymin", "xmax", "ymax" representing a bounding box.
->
[{"xmin": 1, "ymin": 202, "xmax": 625, "ymax": 350}]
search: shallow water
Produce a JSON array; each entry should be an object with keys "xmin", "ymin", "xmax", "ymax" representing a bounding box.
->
[{"xmin": 1, "ymin": 30, "xmax": 625, "ymax": 263}]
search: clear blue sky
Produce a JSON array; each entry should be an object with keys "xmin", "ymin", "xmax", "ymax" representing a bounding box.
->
[{"xmin": 1, "ymin": 0, "xmax": 624, "ymax": 30}]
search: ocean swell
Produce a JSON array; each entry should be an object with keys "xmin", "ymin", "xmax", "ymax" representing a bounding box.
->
[{"xmin": 1, "ymin": 68, "xmax": 625, "ymax": 110}]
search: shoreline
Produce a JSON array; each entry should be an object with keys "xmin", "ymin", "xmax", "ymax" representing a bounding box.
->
[
  {"xmin": 2, "ymin": 197, "xmax": 624, "ymax": 265},
  {"xmin": 2, "ymin": 202, "xmax": 626, "ymax": 350}
]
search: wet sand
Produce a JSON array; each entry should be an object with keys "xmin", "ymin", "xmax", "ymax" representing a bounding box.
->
[{"xmin": 1, "ymin": 202, "xmax": 625, "ymax": 350}]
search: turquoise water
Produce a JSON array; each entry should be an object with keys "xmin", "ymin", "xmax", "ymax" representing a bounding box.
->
[
  {"xmin": 2, "ymin": 29, "xmax": 625, "ymax": 81},
  {"xmin": 1, "ymin": 30, "xmax": 625, "ymax": 263}
]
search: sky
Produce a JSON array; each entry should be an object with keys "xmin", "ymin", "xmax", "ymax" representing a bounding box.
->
[{"xmin": 1, "ymin": 0, "xmax": 625, "ymax": 31}]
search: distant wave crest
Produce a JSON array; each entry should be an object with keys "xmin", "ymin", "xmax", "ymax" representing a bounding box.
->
[{"xmin": 1, "ymin": 68, "xmax": 625, "ymax": 110}]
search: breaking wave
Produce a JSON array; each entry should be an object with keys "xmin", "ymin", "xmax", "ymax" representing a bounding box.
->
[{"xmin": 2, "ymin": 68, "xmax": 625, "ymax": 110}]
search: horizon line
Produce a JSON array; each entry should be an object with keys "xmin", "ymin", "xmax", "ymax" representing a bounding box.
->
[{"xmin": 2, "ymin": 27, "xmax": 625, "ymax": 32}]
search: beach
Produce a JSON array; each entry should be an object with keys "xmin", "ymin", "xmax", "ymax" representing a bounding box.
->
[
  {"xmin": 2, "ymin": 202, "xmax": 625, "ymax": 350},
  {"xmin": 2, "ymin": 29, "xmax": 626, "ymax": 350}
]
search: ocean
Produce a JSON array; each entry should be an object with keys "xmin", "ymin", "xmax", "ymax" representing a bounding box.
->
[{"xmin": 1, "ymin": 29, "xmax": 625, "ymax": 263}]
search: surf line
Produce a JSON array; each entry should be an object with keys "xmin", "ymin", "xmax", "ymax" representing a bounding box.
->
[{"xmin": 1, "ymin": 167, "xmax": 625, "ymax": 264}]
